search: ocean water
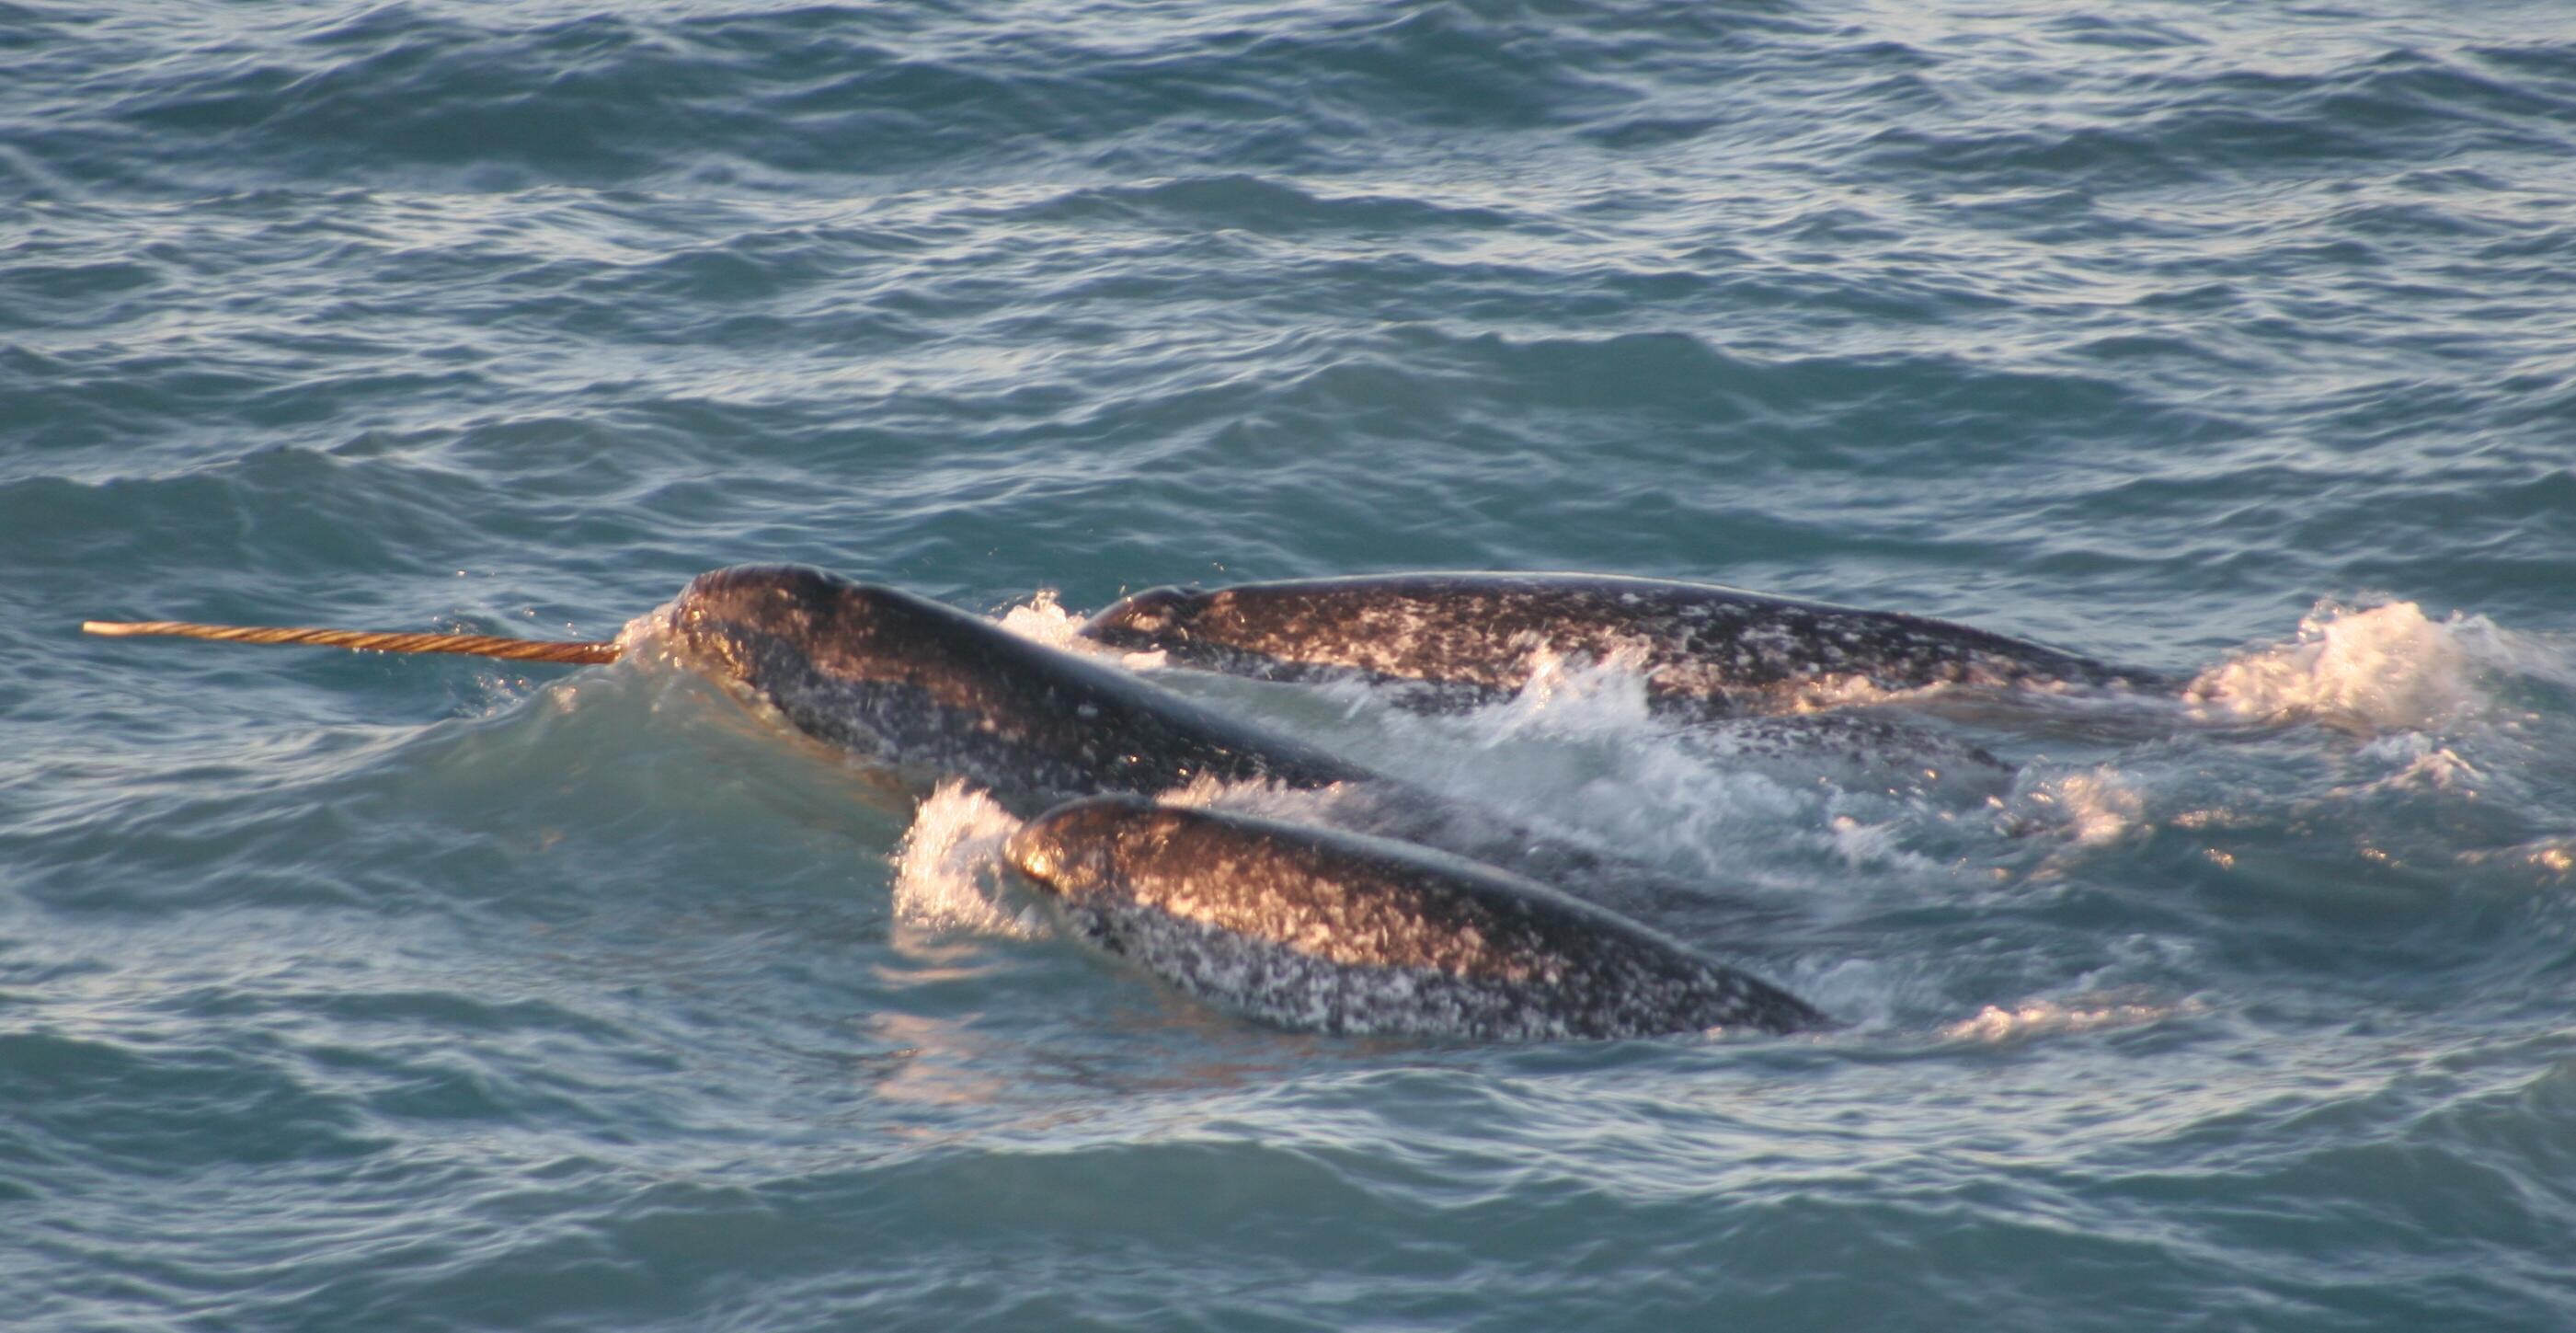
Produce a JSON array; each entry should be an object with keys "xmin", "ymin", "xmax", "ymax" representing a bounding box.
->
[{"xmin": 7, "ymin": 0, "xmax": 2576, "ymax": 1327}]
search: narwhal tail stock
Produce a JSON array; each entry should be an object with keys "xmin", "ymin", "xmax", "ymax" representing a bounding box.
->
[{"xmin": 81, "ymin": 619, "xmax": 623, "ymax": 665}]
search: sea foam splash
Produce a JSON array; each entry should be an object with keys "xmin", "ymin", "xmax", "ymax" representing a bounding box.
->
[
  {"xmin": 995, "ymin": 591, "xmax": 1172, "ymax": 670},
  {"xmin": 2188, "ymin": 599, "xmax": 2543, "ymax": 731},
  {"xmin": 891, "ymin": 781, "xmax": 1048, "ymax": 938},
  {"xmin": 992, "ymin": 590, "xmax": 1085, "ymax": 651}
]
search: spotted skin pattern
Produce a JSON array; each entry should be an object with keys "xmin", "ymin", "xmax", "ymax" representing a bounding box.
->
[
  {"xmin": 1007, "ymin": 797, "xmax": 1827, "ymax": 1041},
  {"xmin": 663, "ymin": 565, "xmax": 1373, "ymax": 813},
  {"xmin": 1082, "ymin": 572, "xmax": 2170, "ymax": 714}
]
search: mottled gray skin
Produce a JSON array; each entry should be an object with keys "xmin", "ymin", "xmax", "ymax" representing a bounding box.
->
[
  {"xmin": 1082, "ymin": 572, "xmax": 2171, "ymax": 715},
  {"xmin": 1006, "ymin": 797, "xmax": 1828, "ymax": 1041},
  {"xmin": 663, "ymin": 566, "xmax": 1373, "ymax": 813}
]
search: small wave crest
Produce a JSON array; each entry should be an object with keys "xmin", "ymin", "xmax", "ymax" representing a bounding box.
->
[
  {"xmin": 2339, "ymin": 732, "xmax": 2486, "ymax": 797},
  {"xmin": 2005, "ymin": 766, "xmax": 2146, "ymax": 847},
  {"xmin": 1942, "ymin": 995, "xmax": 2202, "ymax": 1043},
  {"xmin": 2460, "ymin": 837, "xmax": 2576, "ymax": 880}
]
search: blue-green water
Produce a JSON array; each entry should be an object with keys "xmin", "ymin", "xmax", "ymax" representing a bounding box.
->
[{"xmin": 8, "ymin": 2, "xmax": 2576, "ymax": 1327}]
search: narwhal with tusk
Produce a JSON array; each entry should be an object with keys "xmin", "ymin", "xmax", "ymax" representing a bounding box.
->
[
  {"xmin": 87, "ymin": 565, "xmax": 1365, "ymax": 812},
  {"xmin": 83, "ymin": 565, "xmax": 1801, "ymax": 927}
]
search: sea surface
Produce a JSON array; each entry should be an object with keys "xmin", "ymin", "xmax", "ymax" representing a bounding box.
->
[{"xmin": 7, "ymin": 1, "xmax": 2576, "ymax": 1328}]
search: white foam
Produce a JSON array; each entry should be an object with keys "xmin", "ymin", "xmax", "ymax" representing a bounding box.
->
[
  {"xmin": 991, "ymin": 590, "xmax": 1083, "ymax": 649},
  {"xmin": 889, "ymin": 781, "xmax": 1048, "ymax": 937},
  {"xmin": 991, "ymin": 590, "xmax": 1177, "ymax": 669},
  {"xmin": 1464, "ymin": 644, "xmax": 1658, "ymax": 738},
  {"xmin": 2188, "ymin": 599, "xmax": 2542, "ymax": 731},
  {"xmin": 1316, "ymin": 668, "xmax": 1985, "ymax": 896}
]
